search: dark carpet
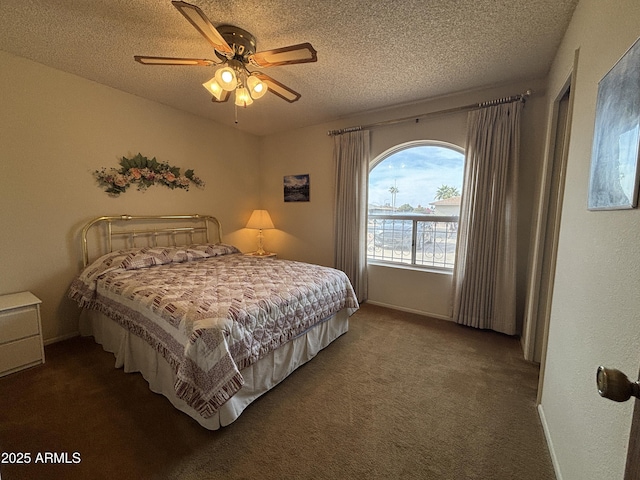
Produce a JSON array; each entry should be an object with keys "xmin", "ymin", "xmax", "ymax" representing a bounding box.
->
[{"xmin": 0, "ymin": 303, "xmax": 554, "ymax": 479}]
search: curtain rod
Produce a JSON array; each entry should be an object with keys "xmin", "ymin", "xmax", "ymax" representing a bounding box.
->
[{"xmin": 327, "ymin": 89, "xmax": 533, "ymax": 136}]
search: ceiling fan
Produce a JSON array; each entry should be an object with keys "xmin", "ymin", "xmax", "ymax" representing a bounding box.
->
[{"xmin": 134, "ymin": 1, "xmax": 317, "ymax": 107}]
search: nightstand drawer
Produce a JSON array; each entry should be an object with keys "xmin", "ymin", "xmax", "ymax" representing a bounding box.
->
[
  {"xmin": 0, "ymin": 336, "xmax": 43, "ymax": 374},
  {"xmin": 0, "ymin": 307, "xmax": 39, "ymax": 344}
]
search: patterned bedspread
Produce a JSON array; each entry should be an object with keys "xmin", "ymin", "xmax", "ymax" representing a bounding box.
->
[{"xmin": 68, "ymin": 244, "xmax": 359, "ymax": 418}]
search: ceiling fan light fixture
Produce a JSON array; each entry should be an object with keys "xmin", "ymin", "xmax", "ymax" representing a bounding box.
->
[
  {"xmin": 202, "ymin": 76, "xmax": 225, "ymax": 100},
  {"xmin": 135, "ymin": 3, "xmax": 315, "ymax": 116},
  {"xmin": 215, "ymin": 66, "xmax": 237, "ymax": 91},
  {"xmin": 247, "ymin": 75, "xmax": 268, "ymax": 99},
  {"xmin": 235, "ymin": 86, "xmax": 253, "ymax": 107}
]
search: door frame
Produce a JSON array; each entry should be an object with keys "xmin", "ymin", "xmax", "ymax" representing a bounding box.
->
[{"xmin": 522, "ymin": 50, "xmax": 579, "ymax": 393}]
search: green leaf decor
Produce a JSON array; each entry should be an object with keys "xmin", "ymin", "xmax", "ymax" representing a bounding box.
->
[{"xmin": 94, "ymin": 153, "xmax": 205, "ymax": 196}]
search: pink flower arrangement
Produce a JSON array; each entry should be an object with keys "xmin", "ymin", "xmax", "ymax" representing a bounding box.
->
[{"xmin": 94, "ymin": 153, "xmax": 205, "ymax": 196}]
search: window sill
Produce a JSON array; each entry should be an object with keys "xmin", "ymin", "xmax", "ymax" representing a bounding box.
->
[{"xmin": 367, "ymin": 260, "xmax": 453, "ymax": 275}]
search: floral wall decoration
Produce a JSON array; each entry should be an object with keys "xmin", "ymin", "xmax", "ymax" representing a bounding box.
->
[{"xmin": 94, "ymin": 153, "xmax": 205, "ymax": 196}]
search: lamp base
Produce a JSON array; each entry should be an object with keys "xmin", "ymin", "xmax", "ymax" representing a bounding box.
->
[
  {"xmin": 255, "ymin": 229, "xmax": 268, "ymax": 255},
  {"xmin": 245, "ymin": 251, "xmax": 276, "ymax": 258}
]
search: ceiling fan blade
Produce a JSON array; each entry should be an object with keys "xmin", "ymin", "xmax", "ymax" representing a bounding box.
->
[
  {"xmin": 253, "ymin": 73, "xmax": 301, "ymax": 103},
  {"xmin": 171, "ymin": 1, "xmax": 233, "ymax": 55},
  {"xmin": 134, "ymin": 56, "xmax": 218, "ymax": 66},
  {"xmin": 248, "ymin": 43, "xmax": 317, "ymax": 68}
]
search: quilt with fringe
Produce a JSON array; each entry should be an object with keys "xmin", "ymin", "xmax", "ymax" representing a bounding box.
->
[{"xmin": 68, "ymin": 244, "xmax": 359, "ymax": 418}]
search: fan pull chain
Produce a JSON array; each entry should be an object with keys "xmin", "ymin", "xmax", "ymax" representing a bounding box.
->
[{"xmin": 235, "ymin": 103, "xmax": 238, "ymax": 124}]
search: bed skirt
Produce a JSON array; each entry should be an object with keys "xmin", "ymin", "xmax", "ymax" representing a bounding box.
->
[{"xmin": 79, "ymin": 309, "xmax": 349, "ymax": 430}]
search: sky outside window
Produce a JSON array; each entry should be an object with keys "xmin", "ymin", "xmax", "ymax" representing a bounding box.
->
[{"xmin": 369, "ymin": 145, "xmax": 464, "ymax": 209}]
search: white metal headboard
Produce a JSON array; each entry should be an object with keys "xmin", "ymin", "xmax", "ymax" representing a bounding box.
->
[{"xmin": 81, "ymin": 214, "xmax": 223, "ymax": 267}]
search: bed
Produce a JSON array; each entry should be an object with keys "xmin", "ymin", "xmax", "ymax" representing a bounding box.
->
[{"xmin": 68, "ymin": 214, "xmax": 359, "ymax": 430}]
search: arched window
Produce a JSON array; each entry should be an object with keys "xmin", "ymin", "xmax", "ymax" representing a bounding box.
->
[{"xmin": 367, "ymin": 141, "xmax": 465, "ymax": 269}]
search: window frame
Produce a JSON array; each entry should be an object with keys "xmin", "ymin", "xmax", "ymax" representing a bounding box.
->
[{"xmin": 367, "ymin": 140, "xmax": 465, "ymax": 272}]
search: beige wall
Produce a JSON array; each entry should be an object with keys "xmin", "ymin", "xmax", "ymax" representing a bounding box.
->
[
  {"xmin": 260, "ymin": 79, "xmax": 548, "ymax": 322},
  {"xmin": 538, "ymin": 1, "xmax": 640, "ymax": 478},
  {"xmin": 0, "ymin": 50, "xmax": 260, "ymax": 343},
  {"xmin": 258, "ymin": 123, "xmax": 336, "ymax": 268}
]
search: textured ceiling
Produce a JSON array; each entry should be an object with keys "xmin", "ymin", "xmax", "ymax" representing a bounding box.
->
[{"xmin": 0, "ymin": 0, "xmax": 578, "ymax": 136}]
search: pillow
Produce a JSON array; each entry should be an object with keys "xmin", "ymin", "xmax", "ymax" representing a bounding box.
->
[
  {"xmin": 69, "ymin": 243, "xmax": 241, "ymax": 307},
  {"xmin": 120, "ymin": 243, "xmax": 240, "ymax": 270},
  {"xmin": 119, "ymin": 247, "xmax": 172, "ymax": 270},
  {"xmin": 188, "ymin": 243, "xmax": 240, "ymax": 257}
]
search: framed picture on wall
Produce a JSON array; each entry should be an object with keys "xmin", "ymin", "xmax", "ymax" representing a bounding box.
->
[
  {"xmin": 284, "ymin": 174, "xmax": 310, "ymax": 202},
  {"xmin": 588, "ymin": 37, "xmax": 640, "ymax": 210}
]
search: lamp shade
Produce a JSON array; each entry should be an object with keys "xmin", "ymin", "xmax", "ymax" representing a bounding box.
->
[
  {"xmin": 215, "ymin": 66, "xmax": 237, "ymax": 91},
  {"xmin": 202, "ymin": 76, "xmax": 225, "ymax": 101},
  {"xmin": 234, "ymin": 86, "xmax": 253, "ymax": 107},
  {"xmin": 247, "ymin": 75, "xmax": 268, "ymax": 99},
  {"xmin": 246, "ymin": 210, "xmax": 274, "ymax": 230}
]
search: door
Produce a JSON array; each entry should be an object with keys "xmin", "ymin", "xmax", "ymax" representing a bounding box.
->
[
  {"xmin": 596, "ymin": 365, "xmax": 640, "ymax": 479},
  {"xmin": 626, "ymin": 376, "xmax": 640, "ymax": 479}
]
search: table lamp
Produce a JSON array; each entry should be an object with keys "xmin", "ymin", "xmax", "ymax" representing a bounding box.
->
[{"xmin": 246, "ymin": 209, "xmax": 274, "ymax": 255}]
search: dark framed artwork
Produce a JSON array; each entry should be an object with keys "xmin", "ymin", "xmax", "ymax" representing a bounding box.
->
[
  {"xmin": 588, "ymin": 37, "xmax": 640, "ymax": 210},
  {"xmin": 284, "ymin": 174, "xmax": 310, "ymax": 202}
]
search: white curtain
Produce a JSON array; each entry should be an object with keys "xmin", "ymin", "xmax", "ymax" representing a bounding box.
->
[
  {"xmin": 452, "ymin": 101, "xmax": 522, "ymax": 335},
  {"xmin": 333, "ymin": 130, "xmax": 370, "ymax": 302}
]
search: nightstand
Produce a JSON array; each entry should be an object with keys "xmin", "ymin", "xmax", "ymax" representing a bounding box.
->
[
  {"xmin": 0, "ymin": 292, "xmax": 45, "ymax": 377},
  {"xmin": 244, "ymin": 252, "xmax": 277, "ymax": 259}
]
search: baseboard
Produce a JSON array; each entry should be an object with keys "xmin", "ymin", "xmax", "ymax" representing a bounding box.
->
[
  {"xmin": 44, "ymin": 331, "xmax": 80, "ymax": 346},
  {"xmin": 363, "ymin": 300, "xmax": 453, "ymax": 322},
  {"xmin": 538, "ymin": 403, "xmax": 563, "ymax": 480}
]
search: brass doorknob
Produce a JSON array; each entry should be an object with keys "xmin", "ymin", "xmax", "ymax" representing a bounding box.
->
[{"xmin": 596, "ymin": 366, "xmax": 640, "ymax": 402}]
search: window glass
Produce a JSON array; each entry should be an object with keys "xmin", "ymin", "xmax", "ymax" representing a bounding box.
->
[{"xmin": 368, "ymin": 143, "xmax": 464, "ymax": 269}]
